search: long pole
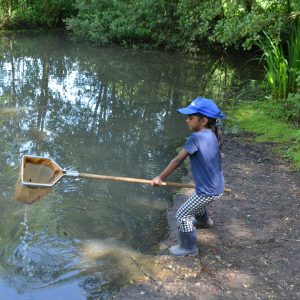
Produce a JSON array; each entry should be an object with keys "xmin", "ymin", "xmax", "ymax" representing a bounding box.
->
[{"xmin": 77, "ymin": 172, "xmax": 232, "ymax": 192}]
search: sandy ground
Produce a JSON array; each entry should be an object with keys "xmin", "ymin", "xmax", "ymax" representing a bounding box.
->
[{"xmin": 112, "ymin": 133, "xmax": 300, "ymax": 300}]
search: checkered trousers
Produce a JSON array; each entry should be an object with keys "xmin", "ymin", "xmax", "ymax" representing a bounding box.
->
[{"xmin": 176, "ymin": 192, "xmax": 222, "ymax": 232}]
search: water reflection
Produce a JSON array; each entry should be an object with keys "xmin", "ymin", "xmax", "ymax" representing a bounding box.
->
[
  {"xmin": 6, "ymin": 212, "xmax": 81, "ymax": 289},
  {"xmin": 0, "ymin": 31, "xmax": 261, "ymax": 298}
]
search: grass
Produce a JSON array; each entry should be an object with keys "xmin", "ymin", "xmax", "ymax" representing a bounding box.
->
[
  {"xmin": 244, "ymin": 19, "xmax": 300, "ymax": 168},
  {"xmin": 226, "ymin": 102, "xmax": 300, "ymax": 170}
]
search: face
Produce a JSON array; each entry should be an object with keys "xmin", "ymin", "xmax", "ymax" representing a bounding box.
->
[{"xmin": 186, "ymin": 115, "xmax": 208, "ymax": 131}]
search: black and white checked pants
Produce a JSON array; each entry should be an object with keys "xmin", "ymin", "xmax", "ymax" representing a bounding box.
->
[{"xmin": 176, "ymin": 192, "xmax": 222, "ymax": 232}]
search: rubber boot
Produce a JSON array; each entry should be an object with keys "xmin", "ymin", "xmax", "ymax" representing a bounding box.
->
[
  {"xmin": 169, "ymin": 230, "xmax": 198, "ymax": 256},
  {"xmin": 192, "ymin": 209, "xmax": 213, "ymax": 229}
]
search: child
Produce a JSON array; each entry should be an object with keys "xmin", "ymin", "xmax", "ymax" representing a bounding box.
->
[{"xmin": 151, "ymin": 97, "xmax": 225, "ymax": 256}]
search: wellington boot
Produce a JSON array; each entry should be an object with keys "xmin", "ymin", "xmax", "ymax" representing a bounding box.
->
[
  {"xmin": 169, "ymin": 231, "xmax": 198, "ymax": 257},
  {"xmin": 192, "ymin": 216, "xmax": 214, "ymax": 229},
  {"xmin": 192, "ymin": 209, "xmax": 213, "ymax": 229}
]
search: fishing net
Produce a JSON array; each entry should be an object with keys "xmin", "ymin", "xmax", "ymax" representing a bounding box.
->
[
  {"xmin": 15, "ymin": 177, "xmax": 52, "ymax": 204},
  {"xmin": 15, "ymin": 156, "xmax": 63, "ymax": 204},
  {"xmin": 22, "ymin": 156, "xmax": 63, "ymax": 185}
]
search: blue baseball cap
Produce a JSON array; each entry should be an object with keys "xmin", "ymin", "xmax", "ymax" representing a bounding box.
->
[{"xmin": 177, "ymin": 97, "xmax": 226, "ymax": 119}]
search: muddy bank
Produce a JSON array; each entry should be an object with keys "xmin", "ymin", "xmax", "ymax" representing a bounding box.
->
[{"xmin": 112, "ymin": 134, "xmax": 300, "ymax": 300}]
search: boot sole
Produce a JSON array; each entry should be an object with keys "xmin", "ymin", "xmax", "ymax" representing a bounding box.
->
[
  {"xmin": 195, "ymin": 225, "xmax": 213, "ymax": 229},
  {"xmin": 169, "ymin": 249, "xmax": 198, "ymax": 257}
]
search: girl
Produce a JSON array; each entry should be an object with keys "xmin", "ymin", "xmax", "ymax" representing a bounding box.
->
[{"xmin": 151, "ymin": 97, "xmax": 225, "ymax": 256}]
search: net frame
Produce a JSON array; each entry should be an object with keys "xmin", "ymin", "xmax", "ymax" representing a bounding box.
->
[{"xmin": 21, "ymin": 155, "xmax": 64, "ymax": 187}]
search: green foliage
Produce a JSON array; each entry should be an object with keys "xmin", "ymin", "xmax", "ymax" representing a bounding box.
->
[
  {"xmin": 257, "ymin": 18, "xmax": 300, "ymax": 125},
  {"xmin": 0, "ymin": 0, "xmax": 76, "ymax": 28},
  {"xmin": 260, "ymin": 93, "xmax": 300, "ymax": 127},
  {"xmin": 64, "ymin": 0, "xmax": 300, "ymax": 51},
  {"xmin": 176, "ymin": 0, "xmax": 222, "ymax": 51},
  {"xmin": 1, "ymin": 0, "xmax": 300, "ymax": 52},
  {"xmin": 211, "ymin": 0, "xmax": 288, "ymax": 50},
  {"xmin": 66, "ymin": 0, "xmax": 179, "ymax": 47},
  {"xmin": 287, "ymin": 20, "xmax": 300, "ymax": 92},
  {"xmin": 284, "ymin": 93, "xmax": 300, "ymax": 125},
  {"xmin": 257, "ymin": 34, "xmax": 289, "ymax": 100},
  {"xmin": 65, "ymin": 0, "xmax": 116, "ymax": 44}
]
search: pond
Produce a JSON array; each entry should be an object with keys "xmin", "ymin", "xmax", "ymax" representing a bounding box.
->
[{"xmin": 0, "ymin": 31, "xmax": 261, "ymax": 299}]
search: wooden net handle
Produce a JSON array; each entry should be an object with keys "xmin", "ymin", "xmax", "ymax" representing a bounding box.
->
[{"xmin": 78, "ymin": 173, "xmax": 231, "ymax": 192}]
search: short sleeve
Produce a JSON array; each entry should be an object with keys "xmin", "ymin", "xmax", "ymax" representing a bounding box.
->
[{"xmin": 183, "ymin": 134, "xmax": 198, "ymax": 155}]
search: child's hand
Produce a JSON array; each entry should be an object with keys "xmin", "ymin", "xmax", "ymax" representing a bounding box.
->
[{"xmin": 151, "ymin": 176, "xmax": 164, "ymax": 186}]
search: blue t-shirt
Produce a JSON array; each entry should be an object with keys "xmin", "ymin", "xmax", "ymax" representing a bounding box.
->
[{"xmin": 183, "ymin": 129, "xmax": 224, "ymax": 196}]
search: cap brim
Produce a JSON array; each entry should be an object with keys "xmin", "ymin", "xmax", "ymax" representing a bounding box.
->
[{"xmin": 177, "ymin": 107, "xmax": 198, "ymax": 115}]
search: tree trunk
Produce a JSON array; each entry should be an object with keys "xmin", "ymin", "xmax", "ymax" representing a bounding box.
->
[
  {"xmin": 244, "ymin": 0, "xmax": 253, "ymax": 13},
  {"xmin": 286, "ymin": 0, "xmax": 291, "ymax": 14},
  {"xmin": 8, "ymin": 0, "xmax": 12, "ymax": 18},
  {"xmin": 37, "ymin": 57, "xmax": 50, "ymax": 132},
  {"xmin": 9, "ymin": 39, "xmax": 16, "ymax": 99}
]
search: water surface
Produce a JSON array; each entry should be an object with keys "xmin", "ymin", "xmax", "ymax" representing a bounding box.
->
[{"xmin": 0, "ymin": 31, "xmax": 261, "ymax": 299}]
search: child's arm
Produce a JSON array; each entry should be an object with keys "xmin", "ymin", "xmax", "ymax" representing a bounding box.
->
[{"xmin": 151, "ymin": 149, "xmax": 189, "ymax": 186}]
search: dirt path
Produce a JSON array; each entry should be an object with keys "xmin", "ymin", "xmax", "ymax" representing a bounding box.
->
[{"xmin": 113, "ymin": 134, "xmax": 300, "ymax": 300}]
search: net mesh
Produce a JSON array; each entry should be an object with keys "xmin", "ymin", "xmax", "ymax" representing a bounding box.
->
[
  {"xmin": 22, "ymin": 156, "xmax": 63, "ymax": 185},
  {"xmin": 15, "ymin": 156, "xmax": 63, "ymax": 204},
  {"xmin": 15, "ymin": 177, "xmax": 52, "ymax": 204}
]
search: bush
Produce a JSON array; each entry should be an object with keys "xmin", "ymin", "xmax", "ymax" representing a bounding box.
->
[
  {"xmin": 284, "ymin": 93, "xmax": 300, "ymax": 125},
  {"xmin": 0, "ymin": 0, "xmax": 76, "ymax": 29},
  {"xmin": 66, "ymin": 0, "xmax": 179, "ymax": 47}
]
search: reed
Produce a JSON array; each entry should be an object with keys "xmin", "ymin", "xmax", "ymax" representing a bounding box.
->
[
  {"xmin": 287, "ymin": 20, "xmax": 300, "ymax": 93},
  {"xmin": 257, "ymin": 34, "xmax": 288, "ymax": 100},
  {"xmin": 258, "ymin": 19, "xmax": 300, "ymax": 101}
]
